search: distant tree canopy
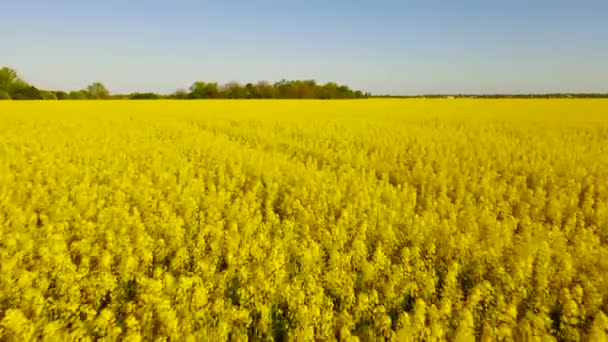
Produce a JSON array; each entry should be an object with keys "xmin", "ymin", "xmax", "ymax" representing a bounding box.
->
[
  {"xmin": 1, "ymin": 67, "xmax": 43, "ymax": 100},
  {"xmin": 189, "ymin": 82, "xmax": 220, "ymax": 99},
  {"xmin": 86, "ymin": 82, "xmax": 110, "ymax": 99},
  {"xmin": 4, "ymin": 65, "xmax": 607, "ymax": 100},
  {"xmin": 0, "ymin": 66, "xmax": 371, "ymax": 100},
  {"xmin": 0, "ymin": 66, "xmax": 113, "ymax": 100},
  {"xmin": 129, "ymin": 92, "xmax": 161, "ymax": 100},
  {"xmin": 182, "ymin": 79, "xmax": 367, "ymax": 99}
]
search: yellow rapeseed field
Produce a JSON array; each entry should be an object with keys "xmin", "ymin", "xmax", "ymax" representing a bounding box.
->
[{"xmin": 1, "ymin": 99, "xmax": 608, "ymax": 341}]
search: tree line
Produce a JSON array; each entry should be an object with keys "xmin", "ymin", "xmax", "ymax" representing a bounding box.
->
[{"xmin": 0, "ymin": 67, "xmax": 370, "ymax": 100}]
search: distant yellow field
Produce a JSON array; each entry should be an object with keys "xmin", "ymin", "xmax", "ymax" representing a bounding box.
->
[{"xmin": 1, "ymin": 99, "xmax": 608, "ymax": 340}]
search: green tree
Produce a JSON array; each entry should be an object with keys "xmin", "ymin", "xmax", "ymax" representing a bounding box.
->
[
  {"xmin": 317, "ymin": 82, "xmax": 341, "ymax": 99},
  {"xmin": 221, "ymin": 82, "xmax": 246, "ymax": 99},
  {"xmin": 0, "ymin": 67, "xmax": 23, "ymax": 92},
  {"xmin": 254, "ymin": 81, "xmax": 275, "ymax": 98},
  {"xmin": 53, "ymin": 91, "xmax": 68, "ymax": 100},
  {"xmin": 274, "ymin": 79, "xmax": 293, "ymax": 98},
  {"xmin": 0, "ymin": 90, "xmax": 10, "ymax": 100},
  {"xmin": 68, "ymin": 90, "xmax": 89, "ymax": 100},
  {"xmin": 337, "ymin": 85, "xmax": 353, "ymax": 98},
  {"xmin": 39, "ymin": 90, "xmax": 57, "ymax": 100},
  {"xmin": 11, "ymin": 85, "xmax": 43, "ymax": 100},
  {"xmin": 86, "ymin": 82, "xmax": 110, "ymax": 99},
  {"xmin": 297, "ymin": 80, "xmax": 317, "ymax": 98},
  {"xmin": 189, "ymin": 82, "xmax": 219, "ymax": 99},
  {"xmin": 0, "ymin": 67, "xmax": 33, "ymax": 99},
  {"xmin": 244, "ymin": 83, "xmax": 257, "ymax": 99}
]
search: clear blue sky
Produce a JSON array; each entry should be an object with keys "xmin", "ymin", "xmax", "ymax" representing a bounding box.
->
[{"xmin": 2, "ymin": 0, "xmax": 607, "ymax": 95}]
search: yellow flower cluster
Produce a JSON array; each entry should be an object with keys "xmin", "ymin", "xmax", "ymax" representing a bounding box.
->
[{"xmin": 0, "ymin": 99, "xmax": 607, "ymax": 341}]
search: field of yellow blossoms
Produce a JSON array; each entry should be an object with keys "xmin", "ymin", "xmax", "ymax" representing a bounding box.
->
[{"xmin": 1, "ymin": 99, "xmax": 608, "ymax": 341}]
